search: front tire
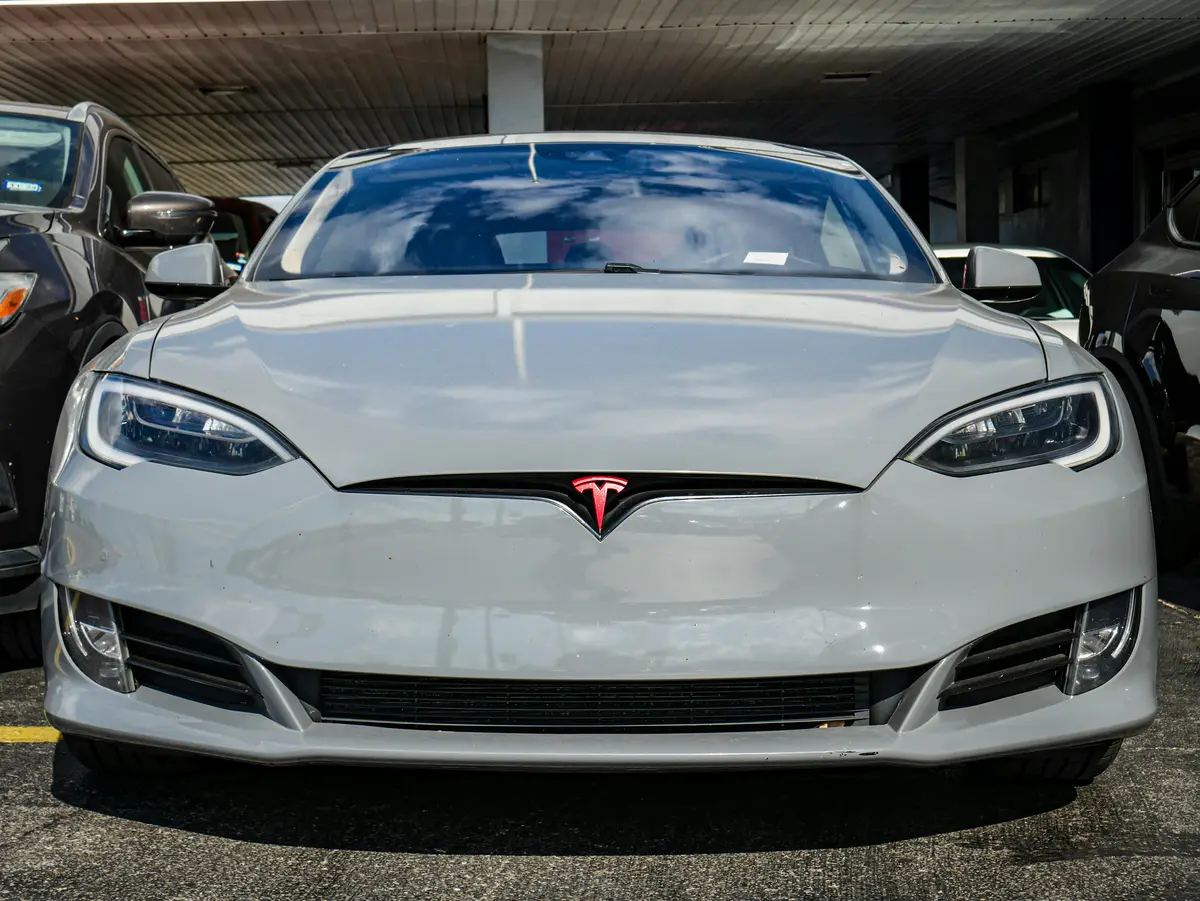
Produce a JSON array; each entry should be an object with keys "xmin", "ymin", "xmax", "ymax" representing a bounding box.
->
[
  {"xmin": 972, "ymin": 739, "xmax": 1123, "ymax": 785},
  {"xmin": 62, "ymin": 735, "xmax": 203, "ymax": 776}
]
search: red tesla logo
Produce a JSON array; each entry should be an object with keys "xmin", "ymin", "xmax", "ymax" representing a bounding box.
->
[{"xmin": 572, "ymin": 476, "xmax": 628, "ymax": 533}]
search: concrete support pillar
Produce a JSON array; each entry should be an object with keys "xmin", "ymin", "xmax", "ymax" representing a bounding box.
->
[
  {"xmin": 1077, "ymin": 83, "xmax": 1134, "ymax": 270},
  {"xmin": 486, "ymin": 34, "xmax": 544, "ymax": 134},
  {"xmin": 955, "ymin": 135, "xmax": 999, "ymax": 243},
  {"xmin": 891, "ymin": 156, "xmax": 930, "ymax": 237}
]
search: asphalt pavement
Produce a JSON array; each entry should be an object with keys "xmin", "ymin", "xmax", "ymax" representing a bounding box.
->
[{"xmin": 0, "ymin": 602, "xmax": 1197, "ymax": 901}]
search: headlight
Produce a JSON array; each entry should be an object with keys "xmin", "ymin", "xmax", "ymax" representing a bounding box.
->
[
  {"xmin": 81, "ymin": 373, "xmax": 296, "ymax": 475},
  {"xmin": 904, "ymin": 376, "xmax": 1116, "ymax": 476},
  {"xmin": 1066, "ymin": 591, "xmax": 1140, "ymax": 695},
  {"xmin": 0, "ymin": 272, "xmax": 35, "ymax": 329}
]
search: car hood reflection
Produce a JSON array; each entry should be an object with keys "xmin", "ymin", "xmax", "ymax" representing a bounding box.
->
[{"xmin": 148, "ymin": 273, "xmax": 1046, "ymax": 488}]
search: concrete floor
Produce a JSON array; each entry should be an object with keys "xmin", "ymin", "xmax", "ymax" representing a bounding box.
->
[{"xmin": 0, "ymin": 602, "xmax": 1196, "ymax": 901}]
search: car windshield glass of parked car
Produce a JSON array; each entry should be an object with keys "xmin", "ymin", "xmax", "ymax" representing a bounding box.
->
[
  {"xmin": 0, "ymin": 114, "xmax": 80, "ymax": 209},
  {"xmin": 253, "ymin": 143, "xmax": 937, "ymax": 283}
]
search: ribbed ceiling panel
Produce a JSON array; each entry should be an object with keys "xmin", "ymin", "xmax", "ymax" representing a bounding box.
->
[{"xmin": 0, "ymin": 0, "xmax": 1197, "ymax": 194}]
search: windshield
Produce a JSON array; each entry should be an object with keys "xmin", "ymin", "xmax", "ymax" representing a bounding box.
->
[
  {"xmin": 252, "ymin": 143, "xmax": 936, "ymax": 283},
  {"xmin": 0, "ymin": 114, "xmax": 81, "ymax": 209},
  {"xmin": 937, "ymin": 252, "xmax": 1086, "ymax": 318}
]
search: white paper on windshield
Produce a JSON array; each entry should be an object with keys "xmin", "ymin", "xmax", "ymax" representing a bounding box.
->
[{"xmin": 743, "ymin": 251, "xmax": 788, "ymax": 265}]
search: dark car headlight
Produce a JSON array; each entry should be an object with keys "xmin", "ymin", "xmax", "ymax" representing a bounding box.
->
[
  {"xmin": 904, "ymin": 376, "xmax": 1117, "ymax": 476},
  {"xmin": 81, "ymin": 373, "xmax": 296, "ymax": 475}
]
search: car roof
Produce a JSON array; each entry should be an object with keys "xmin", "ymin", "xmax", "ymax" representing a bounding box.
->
[
  {"xmin": 331, "ymin": 132, "xmax": 862, "ymax": 173},
  {"xmin": 0, "ymin": 99, "xmax": 138, "ymax": 132}
]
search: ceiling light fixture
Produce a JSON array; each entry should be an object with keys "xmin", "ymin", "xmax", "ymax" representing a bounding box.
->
[
  {"xmin": 274, "ymin": 158, "xmax": 317, "ymax": 169},
  {"xmin": 197, "ymin": 85, "xmax": 255, "ymax": 97},
  {"xmin": 821, "ymin": 72, "xmax": 876, "ymax": 84}
]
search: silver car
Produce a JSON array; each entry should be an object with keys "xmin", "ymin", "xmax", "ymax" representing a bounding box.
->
[{"xmin": 41, "ymin": 133, "xmax": 1156, "ymax": 782}]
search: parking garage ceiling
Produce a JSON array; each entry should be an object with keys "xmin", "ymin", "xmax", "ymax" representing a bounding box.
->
[{"xmin": 2, "ymin": 0, "xmax": 1200, "ymax": 196}]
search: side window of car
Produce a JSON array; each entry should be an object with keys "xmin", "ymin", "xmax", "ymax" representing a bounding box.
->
[
  {"xmin": 137, "ymin": 146, "xmax": 184, "ymax": 193},
  {"xmin": 102, "ymin": 136, "xmax": 149, "ymax": 234},
  {"xmin": 1170, "ymin": 180, "xmax": 1200, "ymax": 245},
  {"xmin": 212, "ymin": 211, "xmax": 251, "ymax": 267},
  {"xmin": 1047, "ymin": 261, "xmax": 1088, "ymax": 316}
]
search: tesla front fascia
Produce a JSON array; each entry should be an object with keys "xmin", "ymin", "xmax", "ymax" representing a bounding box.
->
[{"xmin": 40, "ymin": 134, "xmax": 1157, "ymax": 774}]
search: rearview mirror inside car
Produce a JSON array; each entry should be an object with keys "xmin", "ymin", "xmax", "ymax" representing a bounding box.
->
[
  {"xmin": 961, "ymin": 246, "xmax": 1042, "ymax": 301},
  {"xmin": 123, "ymin": 191, "xmax": 217, "ymax": 247},
  {"xmin": 145, "ymin": 243, "xmax": 227, "ymax": 313}
]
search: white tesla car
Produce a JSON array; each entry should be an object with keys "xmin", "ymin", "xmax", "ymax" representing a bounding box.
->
[{"xmin": 41, "ymin": 133, "xmax": 1155, "ymax": 782}]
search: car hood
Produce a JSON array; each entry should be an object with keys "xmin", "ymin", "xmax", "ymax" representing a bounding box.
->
[
  {"xmin": 0, "ymin": 207, "xmax": 55, "ymax": 237},
  {"xmin": 148, "ymin": 273, "xmax": 1046, "ymax": 488}
]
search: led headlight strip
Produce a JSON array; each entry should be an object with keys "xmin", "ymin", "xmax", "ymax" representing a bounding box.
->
[{"xmin": 904, "ymin": 376, "xmax": 1117, "ymax": 476}]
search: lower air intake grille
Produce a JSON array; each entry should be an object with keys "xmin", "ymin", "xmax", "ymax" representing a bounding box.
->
[
  {"xmin": 314, "ymin": 672, "xmax": 870, "ymax": 733},
  {"xmin": 940, "ymin": 607, "xmax": 1079, "ymax": 710},
  {"xmin": 116, "ymin": 606, "xmax": 260, "ymax": 711}
]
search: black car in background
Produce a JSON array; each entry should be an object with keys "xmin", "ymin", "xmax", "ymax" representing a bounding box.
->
[
  {"xmin": 1084, "ymin": 176, "xmax": 1200, "ymax": 567},
  {"xmin": 0, "ymin": 100, "xmax": 214, "ymax": 663}
]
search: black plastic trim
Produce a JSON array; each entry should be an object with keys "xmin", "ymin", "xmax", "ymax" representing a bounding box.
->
[
  {"xmin": 939, "ymin": 654, "xmax": 1071, "ymax": 700},
  {"xmin": 956, "ymin": 628, "xmax": 1077, "ymax": 669},
  {"xmin": 306, "ymin": 671, "xmax": 872, "ymax": 733},
  {"xmin": 342, "ymin": 472, "xmax": 860, "ymax": 539}
]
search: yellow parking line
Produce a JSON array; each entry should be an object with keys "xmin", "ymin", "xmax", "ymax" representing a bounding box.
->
[{"xmin": 0, "ymin": 727, "xmax": 60, "ymax": 743}]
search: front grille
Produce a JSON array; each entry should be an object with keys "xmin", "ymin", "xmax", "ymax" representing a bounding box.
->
[
  {"xmin": 311, "ymin": 672, "xmax": 870, "ymax": 733},
  {"xmin": 939, "ymin": 607, "xmax": 1079, "ymax": 710},
  {"xmin": 116, "ymin": 605, "xmax": 260, "ymax": 711}
]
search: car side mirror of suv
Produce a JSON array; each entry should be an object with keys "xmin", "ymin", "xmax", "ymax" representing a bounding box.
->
[
  {"xmin": 961, "ymin": 246, "xmax": 1042, "ymax": 301},
  {"xmin": 123, "ymin": 191, "xmax": 217, "ymax": 247},
  {"xmin": 145, "ymin": 243, "xmax": 227, "ymax": 313}
]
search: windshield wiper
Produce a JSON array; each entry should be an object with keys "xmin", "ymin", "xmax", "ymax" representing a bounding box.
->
[{"xmin": 602, "ymin": 261, "xmax": 659, "ymax": 274}]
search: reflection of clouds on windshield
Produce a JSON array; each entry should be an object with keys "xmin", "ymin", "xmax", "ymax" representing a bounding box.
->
[
  {"xmin": 466, "ymin": 177, "xmax": 591, "ymax": 219},
  {"xmin": 648, "ymin": 149, "xmax": 727, "ymax": 176},
  {"xmin": 585, "ymin": 191, "xmax": 826, "ymax": 267},
  {"xmin": 262, "ymin": 143, "xmax": 918, "ymax": 280}
]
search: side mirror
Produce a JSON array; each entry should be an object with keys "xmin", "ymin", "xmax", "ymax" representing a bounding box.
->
[
  {"xmin": 145, "ymin": 243, "xmax": 226, "ymax": 313},
  {"xmin": 124, "ymin": 191, "xmax": 217, "ymax": 247},
  {"xmin": 961, "ymin": 246, "xmax": 1041, "ymax": 301}
]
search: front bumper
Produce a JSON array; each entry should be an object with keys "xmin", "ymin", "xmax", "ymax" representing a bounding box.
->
[
  {"xmin": 42, "ymin": 387, "xmax": 1158, "ymax": 767},
  {"xmin": 42, "ymin": 582, "xmax": 1159, "ymax": 769}
]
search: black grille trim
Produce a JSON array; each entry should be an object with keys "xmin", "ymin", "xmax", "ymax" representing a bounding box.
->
[
  {"xmin": 939, "ymin": 608, "xmax": 1079, "ymax": 710},
  {"xmin": 341, "ymin": 472, "xmax": 860, "ymax": 538},
  {"xmin": 116, "ymin": 606, "xmax": 261, "ymax": 711},
  {"xmin": 309, "ymin": 672, "xmax": 871, "ymax": 733}
]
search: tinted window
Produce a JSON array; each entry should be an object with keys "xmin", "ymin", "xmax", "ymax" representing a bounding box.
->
[
  {"xmin": 212, "ymin": 210, "xmax": 251, "ymax": 271},
  {"xmin": 0, "ymin": 114, "xmax": 81, "ymax": 208},
  {"xmin": 137, "ymin": 146, "xmax": 183, "ymax": 193},
  {"xmin": 102, "ymin": 137, "xmax": 148, "ymax": 232},
  {"xmin": 253, "ymin": 143, "xmax": 935, "ymax": 283},
  {"xmin": 1039, "ymin": 257, "xmax": 1088, "ymax": 317}
]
